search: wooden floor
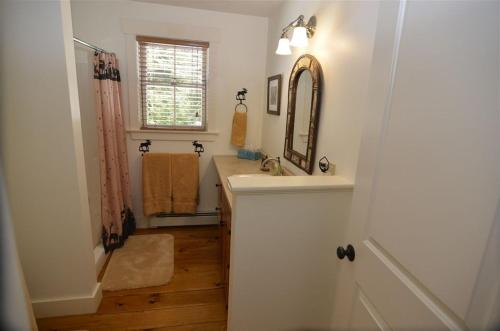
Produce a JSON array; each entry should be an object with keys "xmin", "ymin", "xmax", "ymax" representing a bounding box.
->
[{"xmin": 37, "ymin": 226, "xmax": 227, "ymax": 331}]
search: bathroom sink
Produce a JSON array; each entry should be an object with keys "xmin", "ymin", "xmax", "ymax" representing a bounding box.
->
[
  {"xmin": 227, "ymin": 173, "xmax": 271, "ymax": 185},
  {"xmin": 227, "ymin": 171, "xmax": 290, "ymax": 182}
]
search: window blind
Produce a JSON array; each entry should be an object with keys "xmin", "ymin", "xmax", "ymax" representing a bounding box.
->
[{"xmin": 137, "ymin": 36, "xmax": 208, "ymax": 130}]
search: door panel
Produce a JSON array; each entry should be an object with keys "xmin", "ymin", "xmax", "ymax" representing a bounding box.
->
[
  {"xmin": 356, "ymin": 240, "xmax": 459, "ymax": 330},
  {"xmin": 343, "ymin": 0, "xmax": 499, "ymax": 330},
  {"xmin": 350, "ymin": 289, "xmax": 389, "ymax": 331},
  {"xmin": 366, "ymin": 0, "xmax": 498, "ymax": 319}
]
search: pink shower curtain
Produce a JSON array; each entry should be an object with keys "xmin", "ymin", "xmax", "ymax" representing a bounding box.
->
[{"xmin": 94, "ymin": 52, "xmax": 135, "ymax": 253}]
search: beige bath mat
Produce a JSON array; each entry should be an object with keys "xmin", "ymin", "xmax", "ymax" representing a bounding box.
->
[{"xmin": 101, "ymin": 234, "xmax": 174, "ymax": 291}]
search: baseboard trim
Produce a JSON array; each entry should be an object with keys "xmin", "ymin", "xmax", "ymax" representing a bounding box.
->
[
  {"xmin": 31, "ymin": 282, "xmax": 102, "ymax": 318},
  {"xmin": 94, "ymin": 243, "xmax": 106, "ymax": 277}
]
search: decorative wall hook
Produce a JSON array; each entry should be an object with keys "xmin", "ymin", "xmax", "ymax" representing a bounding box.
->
[
  {"xmin": 235, "ymin": 88, "xmax": 248, "ymax": 112},
  {"xmin": 192, "ymin": 140, "xmax": 204, "ymax": 157},
  {"xmin": 236, "ymin": 88, "xmax": 248, "ymax": 104},
  {"xmin": 318, "ymin": 156, "xmax": 330, "ymax": 173},
  {"xmin": 139, "ymin": 139, "xmax": 151, "ymax": 156}
]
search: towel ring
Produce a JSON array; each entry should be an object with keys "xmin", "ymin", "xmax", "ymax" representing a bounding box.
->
[{"xmin": 235, "ymin": 103, "xmax": 248, "ymax": 113}]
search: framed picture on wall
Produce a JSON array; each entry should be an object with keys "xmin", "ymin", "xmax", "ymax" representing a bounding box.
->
[{"xmin": 267, "ymin": 74, "xmax": 282, "ymax": 115}]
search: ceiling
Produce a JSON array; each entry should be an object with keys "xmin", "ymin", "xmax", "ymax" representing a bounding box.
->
[{"xmin": 134, "ymin": 0, "xmax": 284, "ymax": 17}]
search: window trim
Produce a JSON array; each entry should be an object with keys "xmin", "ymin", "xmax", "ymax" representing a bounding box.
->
[
  {"xmin": 136, "ymin": 36, "xmax": 209, "ymax": 49},
  {"xmin": 137, "ymin": 35, "xmax": 209, "ymax": 131}
]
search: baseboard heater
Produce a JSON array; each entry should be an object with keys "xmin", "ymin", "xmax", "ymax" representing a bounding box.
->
[
  {"xmin": 155, "ymin": 211, "xmax": 218, "ymax": 218},
  {"xmin": 150, "ymin": 211, "xmax": 219, "ymax": 227}
]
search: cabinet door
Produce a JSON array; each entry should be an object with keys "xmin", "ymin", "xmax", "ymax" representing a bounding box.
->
[
  {"xmin": 217, "ymin": 184, "xmax": 226, "ymax": 287},
  {"xmin": 221, "ymin": 217, "xmax": 227, "ymax": 288},
  {"xmin": 220, "ymin": 191, "xmax": 232, "ymax": 304},
  {"xmin": 224, "ymin": 197, "xmax": 231, "ymax": 303}
]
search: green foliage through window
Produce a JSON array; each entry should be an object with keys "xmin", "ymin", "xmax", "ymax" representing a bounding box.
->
[{"xmin": 138, "ymin": 37, "xmax": 208, "ymax": 130}]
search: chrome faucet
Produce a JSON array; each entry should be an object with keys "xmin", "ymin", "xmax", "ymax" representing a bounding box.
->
[{"xmin": 260, "ymin": 156, "xmax": 281, "ymax": 172}]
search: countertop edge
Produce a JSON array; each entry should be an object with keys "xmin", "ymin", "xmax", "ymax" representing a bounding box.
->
[{"xmin": 228, "ymin": 175, "xmax": 354, "ymax": 193}]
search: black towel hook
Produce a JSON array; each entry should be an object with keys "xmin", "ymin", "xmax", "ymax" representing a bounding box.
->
[
  {"xmin": 193, "ymin": 141, "xmax": 204, "ymax": 157},
  {"xmin": 235, "ymin": 88, "xmax": 248, "ymax": 113},
  {"xmin": 139, "ymin": 140, "xmax": 151, "ymax": 156},
  {"xmin": 319, "ymin": 156, "xmax": 330, "ymax": 173},
  {"xmin": 236, "ymin": 88, "xmax": 248, "ymax": 105}
]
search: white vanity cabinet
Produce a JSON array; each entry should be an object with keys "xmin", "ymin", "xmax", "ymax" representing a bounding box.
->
[{"xmin": 226, "ymin": 175, "xmax": 354, "ymax": 331}]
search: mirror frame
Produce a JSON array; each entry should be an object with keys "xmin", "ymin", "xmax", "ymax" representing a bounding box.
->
[{"xmin": 284, "ymin": 54, "xmax": 323, "ymax": 174}]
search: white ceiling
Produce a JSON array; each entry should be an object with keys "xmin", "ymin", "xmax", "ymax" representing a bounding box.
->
[{"xmin": 134, "ymin": 0, "xmax": 284, "ymax": 17}]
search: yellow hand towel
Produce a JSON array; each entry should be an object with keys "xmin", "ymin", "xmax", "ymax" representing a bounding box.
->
[
  {"xmin": 171, "ymin": 153, "xmax": 199, "ymax": 214},
  {"xmin": 142, "ymin": 153, "xmax": 172, "ymax": 216},
  {"xmin": 231, "ymin": 111, "xmax": 247, "ymax": 147}
]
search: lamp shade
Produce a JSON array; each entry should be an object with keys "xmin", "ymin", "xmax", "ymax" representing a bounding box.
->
[
  {"xmin": 290, "ymin": 26, "xmax": 308, "ymax": 48},
  {"xmin": 275, "ymin": 37, "xmax": 292, "ymax": 55}
]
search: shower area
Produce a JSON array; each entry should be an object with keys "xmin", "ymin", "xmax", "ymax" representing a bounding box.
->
[
  {"xmin": 74, "ymin": 37, "xmax": 135, "ymax": 273},
  {"xmin": 72, "ymin": 36, "xmax": 175, "ymax": 294},
  {"xmin": 74, "ymin": 40, "xmax": 103, "ymax": 268}
]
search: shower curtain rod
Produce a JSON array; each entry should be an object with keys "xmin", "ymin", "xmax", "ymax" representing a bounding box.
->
[{"xmin": 73, "ymin": 37, "xmax": 108, "ymax": 53}]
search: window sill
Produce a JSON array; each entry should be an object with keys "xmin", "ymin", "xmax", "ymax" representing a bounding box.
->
[{"xmin": 127, "ymin": 129, "xmax": 219, "ymax": 142}]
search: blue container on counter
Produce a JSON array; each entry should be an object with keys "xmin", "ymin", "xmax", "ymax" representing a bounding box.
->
[{"xmin": 237, "ymin": 149, "xmax": 262, "ymax": 160}]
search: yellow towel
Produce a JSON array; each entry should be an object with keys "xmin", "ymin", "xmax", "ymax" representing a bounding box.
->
[
  {"xmin": 171, "ymin": 153, "xmax": 199, "ymax": 214},
  {"xmin": 142, "ymin": 153, "xmax": 172, "ymax": 216},
  {"xmin": 231, "ymin": 111, "xmax": 247, "ymax": 147}
]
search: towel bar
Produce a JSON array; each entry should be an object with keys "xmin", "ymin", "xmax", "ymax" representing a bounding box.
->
[{"xmin": 139, "ymin": 139, "xmax": 205, "ymax": 157}]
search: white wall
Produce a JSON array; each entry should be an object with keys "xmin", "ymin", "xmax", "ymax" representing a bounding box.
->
[
  {"xmin": 262, "ymin": 1, "xmax": 379, "ymax": 180},
  {"xmin": 70, "ymin": 0, "xmax": 268, "ymax": 228},
  {"xmin": 75, "ymin": 48, "xmax": 102, "ymax": 247},
  {"xmin": 0, "ymin": 0, "xmax": 100, "ymax": 318},
  {"xmin": 0, "ymin": 165, "xmax": 37, "ymax": 330}
]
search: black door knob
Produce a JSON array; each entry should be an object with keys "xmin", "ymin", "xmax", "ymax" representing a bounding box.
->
[{"xmin": 337, "ymin": 244, "xmax": 355, "ymax": 261}]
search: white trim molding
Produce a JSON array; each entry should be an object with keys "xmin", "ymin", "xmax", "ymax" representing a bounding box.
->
[
  {"xmin": 94, "ymin": 243, "xmax": 106, "ymax": 277},
  {"xmin": 31, "ymin": 282, "xmax": 102, "ymax": 318},
  {"xmin": 228, "ymin": 175, "xmax": 354, "ymax": 194},
  {"xmin": 127, "ymin": 129, "xmax": 219, "ymax": 142}
]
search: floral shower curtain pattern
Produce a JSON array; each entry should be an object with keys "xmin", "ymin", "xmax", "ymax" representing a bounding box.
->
[{"xmin": 94, "ymin": 52, "xmax": 135, "ymax": 253}]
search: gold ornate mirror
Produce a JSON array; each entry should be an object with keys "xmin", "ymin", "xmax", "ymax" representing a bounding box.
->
[{"xmin": 284, "ymin": 54, "xmax": 322, "ymax": 174}]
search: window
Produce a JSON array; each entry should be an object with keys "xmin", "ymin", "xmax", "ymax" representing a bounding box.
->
[{"xmin": 137, "ymin": 36, "xmax": 208, "ymax": 130}]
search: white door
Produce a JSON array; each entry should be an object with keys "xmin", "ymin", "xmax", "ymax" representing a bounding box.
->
[{"xmin": 333, "ymin": 1, "xmax": 499, "ymax": 330}]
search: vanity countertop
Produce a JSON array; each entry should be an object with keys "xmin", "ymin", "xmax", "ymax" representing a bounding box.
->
[{"xmin": 213, "ymin": 155, "xmax": 264, "ymax": 209}]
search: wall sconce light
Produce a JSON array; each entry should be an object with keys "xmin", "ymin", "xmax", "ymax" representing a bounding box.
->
[
  {"xmin": 276, "ymin": 34, "xmax": 292, "ymax": 55},
  {"xmin": 275, "ymin": 15, "xmax": 316, "ymax": 55}
]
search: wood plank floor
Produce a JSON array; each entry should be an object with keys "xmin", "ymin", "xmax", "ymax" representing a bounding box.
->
[{"xmin": 37, "ymin": 226, "xmax": 227, "ymax": 331}]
